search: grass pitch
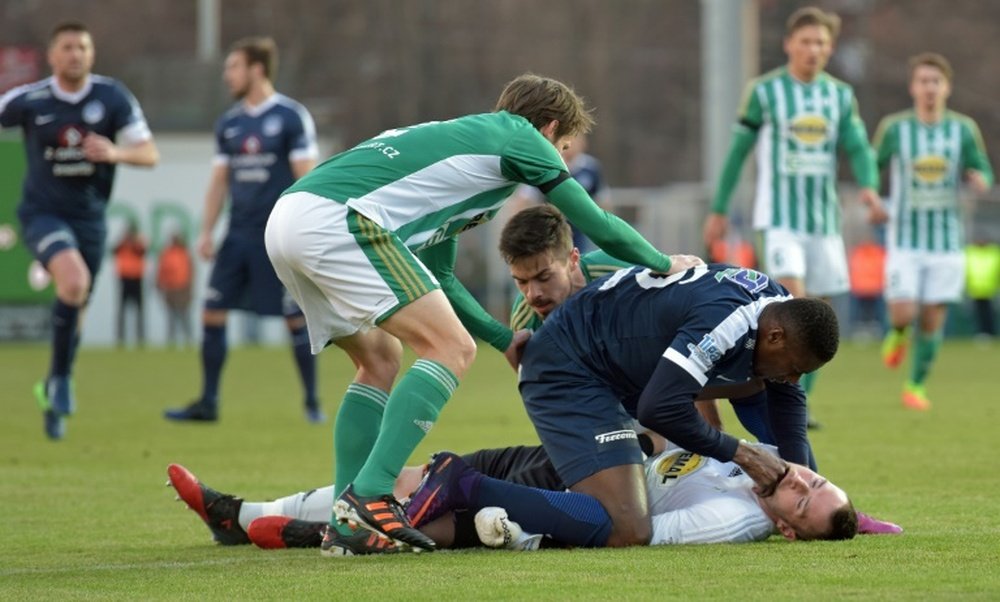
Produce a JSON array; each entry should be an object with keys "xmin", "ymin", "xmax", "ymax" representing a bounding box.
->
[{"xmin": 1, "ymin": 340, "xmax": 999, "ymax": 600}]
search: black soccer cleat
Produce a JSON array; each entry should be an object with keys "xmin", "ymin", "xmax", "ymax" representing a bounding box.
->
[
  {"xmin": 333, "ymin": 484, "xmax": 436, "ymax": 551},
  {"xmin": 320, "ymin": 527, "xmax": 401, "ymax": 557},
  {"xmin": 247, "ymin": 517, "xmax": 327, "ymax": 549},
  {"xmin": 164, "ymin": 400, "xmax": 218, "ymax": 422},
  {"xmin": 166, "ymin": 463, "xmax": 249, "ymax": 545}
]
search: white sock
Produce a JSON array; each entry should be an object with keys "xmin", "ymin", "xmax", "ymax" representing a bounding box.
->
[{"xmin": 237, "ymin": 485, "xmax": 335, "ymax": 530}]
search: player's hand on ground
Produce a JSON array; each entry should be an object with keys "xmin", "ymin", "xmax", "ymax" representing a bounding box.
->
[
  {"xmin": 82, "ymin": 133, "xmax": 119, "ymax": 163},
  {"xmin": 196, "ymin": 231, "xmax": 216, "ymax": 261},
  {"xmin": 665, "ymin": 254, "xmax": 706, "ymax": 275},
  {"xmin": 702, "ymin": 213, "xmax": 728, "ymax": 248},
  {"xmin": 732, "ymin": 440, "xmax": 789, "ymax": 497},
  {"xmin": 504, "ymin": 329, "xmax": 532, "ymax": 371}
]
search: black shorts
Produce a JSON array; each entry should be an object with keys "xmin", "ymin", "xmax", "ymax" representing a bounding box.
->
[{"xmin": 461, "ymin": 445, "xmax": 564, "ymax": 491}]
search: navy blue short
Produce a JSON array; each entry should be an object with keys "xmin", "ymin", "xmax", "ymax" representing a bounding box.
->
[
  {"xmin": 19, "ymin": 212, "xmax": 106, "ymax": 284},
  {"xmin": 518, "ymin": 327, "xmax": 644, "ymax": 488},
  {"xmin": 205, "ymin": 233, "xmax": 301, "ymax": 317}
]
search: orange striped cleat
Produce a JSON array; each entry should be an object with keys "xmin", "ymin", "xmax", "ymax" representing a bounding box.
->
[{"xmin": 333, "ymin": 484, "xmax": 435, "ymax": 551}]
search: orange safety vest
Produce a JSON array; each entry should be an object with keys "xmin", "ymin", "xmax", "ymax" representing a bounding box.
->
[
  {"xmin": 114, "ymin": 240, "xmax": 146, "ymax": 279},
  {"xmin": 157, "ymin": 245, "xmax": 192, "ymax": 291},
  {"xmin": 848, "ymin": 242, "xmax": 885, "ymax": 297}
]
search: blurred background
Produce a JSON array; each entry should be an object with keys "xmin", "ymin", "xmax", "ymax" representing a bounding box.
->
[{"xmin": 2, "ymin": 0, "xmax": 1000, "ymax": 347}]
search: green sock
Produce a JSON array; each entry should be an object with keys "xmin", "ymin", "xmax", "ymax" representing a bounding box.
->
[
  {"xmin": 331, "ymin": 383, "xmax": 387, "ymax": 532},
  {"xmin": 910, "ymin": 332, "xmax": 942, "ymax": 386},
  {"xmin": 352, "ymin": 359, "xmax": 458, "ymax": 497}
]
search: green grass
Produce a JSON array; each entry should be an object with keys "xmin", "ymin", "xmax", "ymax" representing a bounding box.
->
[{"xmin": 2, "ymin": 340, "xmax": 999, "ymax": 600}]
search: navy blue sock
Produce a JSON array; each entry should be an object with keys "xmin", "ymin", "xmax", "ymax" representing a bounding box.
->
[
  {"xmin": 464, "ymin": 473, "xmax": 612, "ymax": 547},
  {"xmin": 730, "ymin": 390, "xmax": 775, "ymax": 444},
  {"xmin": 199, "ymin": 324, "xmax": 227, "ymax": 406},
  {"xmin": 289, "ymin": 325, "xmax": 317, "ymax": 405},
  {"xmin": 49, "ymin": 300, "xmax": 80, "ymax": 378}
]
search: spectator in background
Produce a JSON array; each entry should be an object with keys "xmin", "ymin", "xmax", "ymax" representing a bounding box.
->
[
  {"xmin": 965, "ymin": 239, "xmax": 1000, "ymax": 342},
  {"xmin": 848, "ymin": 239, "xmax": 886, "ymax": 340},
  {"xmin": 157, "ymin": 232, "xmax": 194, "ymax": 347},
  {"xmin": 113, "ymin": 220, "xmax": 147, "ymax": 347},
  {"xmin": 508, "ymin": 134, "xmax": 611, "ymax": 252}
]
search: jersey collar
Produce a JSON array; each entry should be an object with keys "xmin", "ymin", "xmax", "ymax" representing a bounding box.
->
[
  {"xmin": 242, "ymin": 93, "xmax": 279, "ymax": 118},
  {"xmin": 49, "ymin": 75, "xmax": 93, "ymax": 104}
]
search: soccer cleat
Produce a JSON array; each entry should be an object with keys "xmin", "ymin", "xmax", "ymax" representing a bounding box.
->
[
  {"xmin": 334, "ymin": 484, "xmax": 436, "ymax": 551},
  {"xmin": 166, "ymin": 463, "xmax": 249, "ymax": 545},
  {"xmin": 320, "ymin": 527, "xmax": 401, "ymax": 557},
  {"xmin": 34, "ymin": 381, "xmax": 66, "ymax": 440},
  {"xmin": 247, "ymin": 517, "xmax": 327, "ymax": 549},
  {"xmin": 857, "ymin": 511, "xmax": 903, "ymax": 535},
  {"xmin": 473, "ymin": 506, "xmax": 542, "ymax": 550},
  {"xmin": 304, "ymin": 403, "xmax": 326, "ymax": 424},
  {"xmin": 164, "ymin": 400, "xmax": 218, "ymax": 422},
  {"xmin": 881, "ymin": 327, "xmax": 911, "ymax": 369},
  {"xmin": 405, "ymin": 452, "xmax": 473, "ymax": 529},
  {"xmin": 901, "ymin": 382, "xmax": 931, "ymax": 411}
]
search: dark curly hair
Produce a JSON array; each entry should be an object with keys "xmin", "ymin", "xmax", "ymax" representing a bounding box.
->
[{"xmin": 773, "ymin": 297, "xmax": 839, "ymax": 363}]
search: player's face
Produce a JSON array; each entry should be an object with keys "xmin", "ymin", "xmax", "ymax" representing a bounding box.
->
[
  {"xmin": 509, "ymin": 249, "xmax": 580, "ymax": 318},
  {"xmin": 48, "ymin": 31, "xmax": 94, "ymax": 84},
  {"xmin": 753, "ymin": 335, "xmax": 822, "ymax": 384},
  {"xmin": 784, "ymin": 25, "xmax": 833, "ymax": 80},
  {"xmin": 223, "ymin": 51, "xmax": 252, "ymax": 99},
  {"xmin": 910, "ymin": 65, "xmax": 951, "ymax": 113},
  {"xmin": 757, "ymin": 463, "xmax": 849, "ymax": 540}
]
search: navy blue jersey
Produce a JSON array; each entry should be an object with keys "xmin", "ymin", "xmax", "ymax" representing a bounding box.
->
[
  {"xmin": 214, "ymin": 94, "xmax": 317, "ymax": 237},
  {"xmin": 0, "ymin": 76, "xmax": 152, "ymax": 221},
  {"xmin": 539, "ymin": 263, "xmax": 792, "ymax": 414}
]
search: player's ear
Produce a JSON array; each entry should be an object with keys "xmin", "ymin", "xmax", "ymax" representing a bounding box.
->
[
  {"xmin": 568, "ymin": 247, "xmax": 581, "ymax": 266},
  {"xmin": 766, "ymin": 325, "xmax": 786, "ymax": 345},
  {"xmin": 539, "ymin": 120, "xmax": 560, "ymax": 141},
  {"xmin": 775, "ymin": 519, "xmax": 797, "ymax": 541}
]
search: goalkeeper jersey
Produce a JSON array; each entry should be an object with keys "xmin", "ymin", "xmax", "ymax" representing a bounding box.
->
[
  {"xmin": 873, "ymin": 109, "xmax": 994, "ymax": 252},
  {"xmin": 711, "ymin": 67, "xmax": 877, "ymax": 236}
]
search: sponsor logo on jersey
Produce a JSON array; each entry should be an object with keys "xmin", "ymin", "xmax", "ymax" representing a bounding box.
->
[
  {"xmin": 242, "ymin": 135, "xmax": 261, "ymax": 154},
  {"xmin": 262, "ymin": 115, "xmax": 283, "ymax": 137},
  {"xmin": 35, "ymin": 114, "xmax": 56, "ymax": 126},
  {"xmin": 654, "ymin": 450, "xmax": 705, "ymax": 485},
  {"xmin": 788, "ymin": 114, "xmax": 829, "ymax": 145},
  {"xmin": 82, "ymin": 100, "xmax": 105, "ymax": 124},
  {"xmin": 688, "ymin": 334, "xmax": 722, "ymax": 369},
  {"xmin": 913, "ymin": 154, "xmax": 949, "ymax": 184},
  {"xmin": 594, "ymin": 429, "xmax": 637, "ymax": 445}
]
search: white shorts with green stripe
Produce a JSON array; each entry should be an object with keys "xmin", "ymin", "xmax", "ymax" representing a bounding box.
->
[
  {"xmin": 885, "ymin": 249, "xmax": 965, "ymax": 304},
  {"xmin": 760, "ymin": 228, "xmax": 849, "ymax": 297},
  {"xmin": 266, "ymin": 191, "xmax": 440, "ymax": 353}
]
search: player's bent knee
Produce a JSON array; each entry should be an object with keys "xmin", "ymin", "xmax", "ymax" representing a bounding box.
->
[
  {"xmin": 605, "ymin": 519, "xmax": 652, "ymax": 548},
  {"xmin": 55, "ymin": 277, "xmax": 89, "ymax": 306}
]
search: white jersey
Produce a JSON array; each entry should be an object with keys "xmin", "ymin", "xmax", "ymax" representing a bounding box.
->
[{"xmin": 644, "ymin": 444, "xmax": 776, "ymax": 544}]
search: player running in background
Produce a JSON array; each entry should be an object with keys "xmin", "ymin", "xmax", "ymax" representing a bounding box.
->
[
  {"xmin": 163, "ymin": 37, "xmax": 322, "ymax": 424},
  {"xmin": 874, "ymin": 53, "xmax": 993, "ymax": 410},
  {"xmin": 0, "ymin": 22, "xmax": 159, "ymax": 440},
  {"xmin": 265, "ymin": 73, "xmax": 700, "ymax": 555},
  {"xmin": 701, "ymin": 6, "xmax": 887, "ymax": 427}
]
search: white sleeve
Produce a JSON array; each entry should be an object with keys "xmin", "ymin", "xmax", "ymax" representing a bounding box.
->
[{"xmin": 649, "ymin": 498, "xmax": 774, "ymax": 545}]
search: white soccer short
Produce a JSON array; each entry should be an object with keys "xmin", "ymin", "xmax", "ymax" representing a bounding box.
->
[
  {"xmin": 265, "ymin": 191, "xmax": 440, "ymax": 353},
  {"xmin": 760, "ymin": 228, "xmax": 849, "ymax": 297},
  {"xmin": 884, "ymin": 249, "xmax": 965, "ymax": 303}
]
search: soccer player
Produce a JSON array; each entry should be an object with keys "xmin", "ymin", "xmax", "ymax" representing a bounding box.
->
[
  {"xmin": 163, "ymin": 37, "xmax": 322, "ymax": 424},
  {"xmin": 512, "ymin": 262, "xmax": 837, "ymax": 548},
  {"xmin": 166, "ymin": 439, "xmax": 856, "ymax": 553},
  {"xmin": 264, "ymin": 73, "xmax": 699, "ymax": 555},
  {"xmin": 874, "ymin": 53, "xmax": 993, "ymax": 410},
  {"xmin": 0, "ymin": 22, "xmax": 159, "ymax": 440},
  {"xmin": 701, "ymin": 6, "xmax": 887, "ymax": 423}
]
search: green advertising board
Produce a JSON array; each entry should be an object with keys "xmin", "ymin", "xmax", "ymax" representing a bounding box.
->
[{"xmin": 1, "ymin": 135, "xmax": 54, "ymax": 303}]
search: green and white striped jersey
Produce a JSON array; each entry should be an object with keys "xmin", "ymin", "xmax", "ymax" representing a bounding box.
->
[
  {"xmin": 712, "ymin": 67, "xmax": 877, "ymax": 236},
  {"xmin": 873, "ymin": 109, "xmax": 993, "ymax": 252},
  {"xmin": 508, "ymin": 250, "xmax": 630, "ymax": 331},
  {"xmin": 285, "ymin": 111, "xmax": 566, "ymax": 252}
]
